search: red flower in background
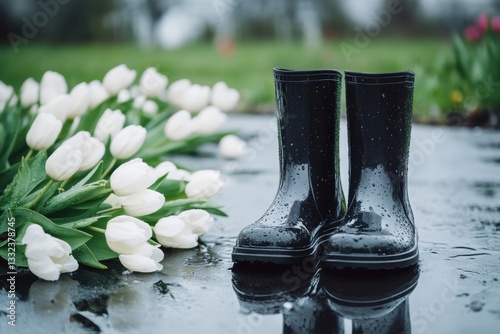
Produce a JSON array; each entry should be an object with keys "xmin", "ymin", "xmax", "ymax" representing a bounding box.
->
[
  {"xmin": 465, "ymin": 25, "xmax": 482, "ymax": 42},
  {"xmin": 491, "ymin": 17, "xmax": 500, "ymax": 33},
  {"xmin": 476, "ymin": 14, "xmax": 488, "ymax": 33}
]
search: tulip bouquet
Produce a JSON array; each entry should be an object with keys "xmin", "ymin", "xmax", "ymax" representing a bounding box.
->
[{"xmin": 0, "ymin": 64, "xmax": 244, "ymax": 281}]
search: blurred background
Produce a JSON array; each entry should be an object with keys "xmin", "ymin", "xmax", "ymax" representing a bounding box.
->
[{"xmin": 1, "ymin": 0, "xmax": 499, "ymax": 125}]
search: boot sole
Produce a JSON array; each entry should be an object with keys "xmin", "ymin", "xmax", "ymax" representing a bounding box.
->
[
  {"xmin": 232, "ymin": 242, "xmax": 321, "ymax": 265},
  {"xmin": 320, "ymin": 245, "xmax": 419, "ymax": 270}
]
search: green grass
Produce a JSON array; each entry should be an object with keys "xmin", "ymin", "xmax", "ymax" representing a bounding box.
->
[{"xmin": 0, "ymin": 38, "xmax": 449, "ymax": 113}]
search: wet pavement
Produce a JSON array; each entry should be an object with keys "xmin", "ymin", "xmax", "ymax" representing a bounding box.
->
[{"xmin": 1, "ymin": 114, "xmax": 500, "ymax": 333}]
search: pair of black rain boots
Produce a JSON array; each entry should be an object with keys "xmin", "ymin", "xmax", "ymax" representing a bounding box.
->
[{"xmin": 232, "ymin": 68, "xmax": 418, "ymax": 269}]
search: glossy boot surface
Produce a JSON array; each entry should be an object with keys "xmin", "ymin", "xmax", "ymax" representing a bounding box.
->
[
  {"xmin": 232, "ymin": 68, "xmax": 345, "ymax": 264},
  {"xmin": 321, "ymin": 71, "xmax": 418, "ymax": 269}
]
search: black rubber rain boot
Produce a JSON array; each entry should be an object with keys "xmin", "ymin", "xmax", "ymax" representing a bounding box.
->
[
  {"xmin": 232, "ymin": 68, "xmax": 345, "ymax": 264},
  {"xmin": 321, "ymin": 71, "xmax": 418, "ymax": 269}
]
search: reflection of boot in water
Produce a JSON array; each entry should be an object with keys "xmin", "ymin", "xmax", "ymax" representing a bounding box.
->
[
  {"xmin": 282, "ymin": 286, "xmax": 344, "ymax": 334},
  {"xmin": 351, "ymin": 299, "xmax": 411, "ymax": 334},
  {"xmin": 321, "ymin": 266, "xmax": 419, "ymax": 334},
  {"xmin": 232, "ymin": 264, "xmax": 344, "ymax": 333},
  {"xmin": 231, "ymin": 263, "xmax": 315, "ymax": 314}
]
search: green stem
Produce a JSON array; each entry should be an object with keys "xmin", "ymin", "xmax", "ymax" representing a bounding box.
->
[
  {"xmin": 97, "ymin": 207, "xmax": 121, "ymax": 215},
  {"xmin": 60, "ymin": 177, "xmax": 71, "ymax": 190},
  {"xmin": 25, "ymin": 149, "xmax": 34, "ymax": 161},
  {"xmin": 24, "ymin": 179, "xmax": 55, "ymax": 209},
  {"xmin": 148, "ymin": 238, "xmax": 160, "ymax": 247},
  {"xmin": 101, "ymin": 158, "xmax": 117, "ymax": 179},
  {"xmin": 88, "ymin": 226, "xmax": 106, "ymax": 234}
]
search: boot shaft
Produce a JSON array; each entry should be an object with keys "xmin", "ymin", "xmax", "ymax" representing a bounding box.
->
[
  {"xmin": 345, "ymin": 71, "xmax": 415, "ymax": 204},
  {"xmin": 273, "ymin": 68, "xmax": 345, "ymax": 221}
]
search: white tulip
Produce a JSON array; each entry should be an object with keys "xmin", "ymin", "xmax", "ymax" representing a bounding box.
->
[
  {"xmin": 185, "ymin": 170, "xmax": 224, "ymax": 200},
  {"xmin": 142, "ymin": 100, "xmax": 158, "ymax": 115},
  {"xmin": 103, "ymin": 64, "xmax": 137, "ymax": 95},
  {"xmin": 164, "ymin": 110, "xmax": 194, "ymax": 141},
  {"xmin": 0, "ymin": 81, "xmax": 15, "ymax": 106},
  {"xmin": 63, "ymin": 131, "xmax": 105, "ymax": 171},
  {"xmin": 88, "ymin": 80, "xmax": 110, "ymax": 108},
  {"xmin": 167, "ymin": 79, "xmax": 191, "ymax": 106},
  {"xmin": 165, "ymin": 169, "xmax": 191, "ymax": 181},
  {"xmin": 94, "ymin": 108, "xmax": 126, "ymax": 141},
  {"xmin": 110, "ymin": 158, "xmax": 156, "ymax": 196},
  {"xmin": 117, "ymin": 89, "xmax": 131, "ymax": 103},
  {"xmin": 118, "ymin": 244, "xmax": 164, "ymax": 272},
  {"xmin": 39, "ymin": 71, "xmax": 67, "ymax": 105},
  {"xmin": 105, "ymin": 215, "xmax": 152, "ymax": 254},
  {"xmin": 22, "ymin": 224, "xmax": 78, "ymax": 281},
  {"xmin": 26, "ymin": 112, "xmax": 63, "ymax": 151},
  {"xmin": 38, "ymin": 94, "xmax": 71, "ymax": 122},
  {"xmin": 179, "ymin": 84, "xmax": 211, "ymax": 112},
  {"xmin": 110, "ymin": 125, "xmax": 147, "ymax": 159},
  {"xmin": 153, "ymin": 161, "xmax": 177, "ymax": 179},
  {"xmin": 211, "ymin": 81, "xmax": 240, "ymax": 112},
  {"xmin": 192, "ymin": 106, "xmax": 227, "ymax": 135},
  {"xmin": 154, "ymin": 216, "xmax": 198, "ymax": 249},
  {"xmin": 219, "ymin": 134, "xmax": 247, "ymax": 159},
  {"xmin": 104, "ymin": 193, "xmax": 122, "ymax": 209},
  {"xmin": 140, "ymin": 67, "xmax": 168, "ymax": 98},
  {"xmin": 178, "ymin": 209, "xmax": 214, "ymax": 237},
  {"xmin": 20, "ymin": 77, "xmax": 39, "ymax": 107},
  {"xmin": 45, "ymin": 145, "xmax": 82, "ymax": 181},
  {"xmin": 121, "ymin": 189, "xmax": 165, "ymax": 217},
  {"xmin": 67, "ymin": 82, "xmax": 90, "ymax": 119},
  {"xmin": 132, "ymin": 95, "xmax": 146, "ymax": 109}
]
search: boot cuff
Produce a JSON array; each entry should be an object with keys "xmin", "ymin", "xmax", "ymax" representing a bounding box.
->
[
  {"xmin": 274, "ymin": 68, "xmax": 342, "ymax": 82},
  {"xmin": 345, "ymin": 71, "xmax": 414, "ymax": 85}
]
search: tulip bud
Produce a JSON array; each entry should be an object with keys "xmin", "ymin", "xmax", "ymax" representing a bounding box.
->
[
  {"xmin": 22, "ymin": 224, "xmax": 78, "ymax": 281},
  {"xmin": 178, "ymin": 209, "xmax": 214, "ymax": 237},
  {"xmin": 219, "ymin": 134, "xmax": 247, "ymax": 159},
  {"xmin": 492, "ymin": 17, "xmax": 500, "ymax": 32},
  {"xmin": 121, "ymin": 189, "xmax": 165, "ymax": 217},
  {"xmin": 63, "ymin": 131, "xmax": 105, "ymax": 171},
  {"xmin": 39, "ymin": 71, "xmax": 67, "ymax": 105},
  {"xmin": 20, "ymin": 77, "xmax": 39, "ymax": 108},
  {"xmin": 88, "ymin": 80, "xmax": 110, "ymax": 108},
  {"xmin": 132, "ymin": 95, "xmax": 146, "ymax": 109},
  {"xmin": 140, "ymin": 67, "xmax": 168, "ymax": 98},
  {"xmin": 179, "ymin": 84, "xmax": 211, "ymax": 112},
  {"xmin": 0, "ymin": 82, "xmax": 15, "ymax": 111},
  {"xmin": 103, "ymin": 64, "xmax": 137, "ymax": 95},
  {"xmin": 110, "ymin": 125, "xmax": 147, "ymax": 159},
  {"xmin": 105, "ymin": 215, "xmax": 152, "ymax": 254},
  {"xmin": 185, "ymin": 170, "xmax": 224, "ymax": 200},
  {"xmin": 94, "ymin": 108, "xmax": 126, "ymax": 142},
  {"xmin": 104, "ymin": 193, "xmax": 122, "ymax": 209},
  {"xmin": 142, "ymin": 100, "xmax": 158, "ymax": 115},
  {"xmin": 211, "ymin": 81, "xmax": 240, "ymax": 112},
  {"xmin": 153, "ymin": 161, "xmax": 177, "ymax": 179},
  {"xmin": 117, "ymin": 89, "xmax": 132, "ymax": 103},
  {"xmin": 118, "ymin": 244, "xmax": 164, "ymax": 272},
  {"xmin": 67, "ymin": 82, "xmax": 91, "ymax": 119},
  {"xmin": 167, "ymin": 79, "xmax": 191, "ymax": 106},
  {"xmin": 165, "ymin": 169, "xmax": 191, "ymax": 181},
  {"xmin": 154, "ymin": 216, "xmax": 198, "ymax": 249},
  {"xmin": 192, "ymin": 106, "xmax": 227, "ymax": 135},
  {"xmin": 26, "ymin": 112, "xmax": 63, "ymax": 151},
  {"xmin": 38, "ymin": 94, "xmax": 71, "ymax": 122},
  {"xmin": 164, "ymin": 110, "xmax": 194, "ymax": 141},
  {"xmin": 110, "ymin": 158, "xmax": 156, "ymax": 196},
  {"xmin": 45, "ymin": 145, "xmax": 83, "ymax": 181}
]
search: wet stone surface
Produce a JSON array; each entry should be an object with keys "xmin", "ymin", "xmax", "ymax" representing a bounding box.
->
[{"xmin": 1, "ymin": 114, "xmax": 500, "ymax": 333}]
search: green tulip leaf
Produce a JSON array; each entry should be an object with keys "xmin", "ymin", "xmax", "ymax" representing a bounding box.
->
[{"xmin": 72, "ymin": 244, "xmax": 107, "ymax": 269}]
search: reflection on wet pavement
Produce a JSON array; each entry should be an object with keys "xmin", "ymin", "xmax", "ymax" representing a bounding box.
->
[{"xmin": 1, "ymin": 115, "xmax": 500, "ymax": 333}]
